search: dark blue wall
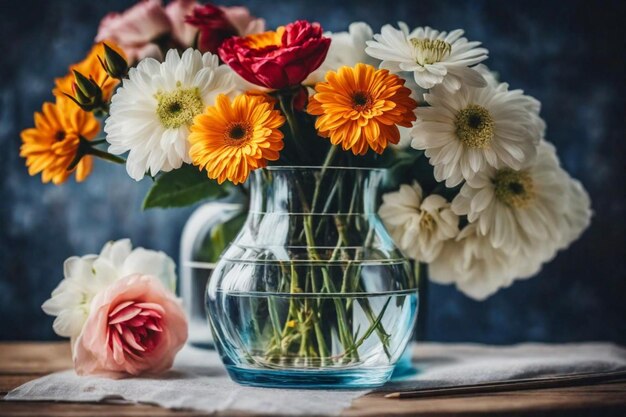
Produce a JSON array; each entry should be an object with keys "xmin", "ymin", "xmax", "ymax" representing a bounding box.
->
[{"xmin": 1, "ymin": 0, "xmax": 625, "ymax": 343}]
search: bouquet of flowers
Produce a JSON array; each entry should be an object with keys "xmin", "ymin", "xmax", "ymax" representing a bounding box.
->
[{"xmin": 27, "ymin": 0, "xmax": 592, "ymax": 377}]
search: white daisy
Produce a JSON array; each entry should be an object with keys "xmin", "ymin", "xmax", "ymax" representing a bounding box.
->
[
  {"xmin": 105, "ymin": 48, "xmax": 236, "ymax": 181},
  {"xmin": 379, "ymin": 181, "xmax": 459, "ymax": 262},
  {"xmin": 41, "ymin": 239, "xmax": 176, "ymax": 339},
  {"xmin": 451, "ymin": 142, "xmax": 568, "ymax": 253},
  {"xmin": 411, "ymin": 83, "xmax": 542, "ymax": 187},
  {"xmin": 365, "ymin": 23, "xmax": 488, "ymax": 91},
  {"xmin": 306, "ymin": 22, "xmax": 379, "ymax": 85},
  {"xmin": 429, "ymin": 223, "xmax": 521, "ymax": 300}
]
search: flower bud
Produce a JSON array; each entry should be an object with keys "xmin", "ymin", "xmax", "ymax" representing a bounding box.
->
[
  {"xmin": 64, "ymin": 70, "xmax": 104, "ymax": 112},
  {"xmin": 99, "ymin": 43, "xmax": 128, "ymax": 79}
]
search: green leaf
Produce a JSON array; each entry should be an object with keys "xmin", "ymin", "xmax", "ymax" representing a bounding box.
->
[
  {"xmin": 142, "ymin": 164, "xmax": 229, "ymax": 210},
  {"xmin": 208, "ymin": 212, "xmax": 247, "ymax": 261},
  {"xmin": 196, "ymin": 211, "xmax": 248, "ymax": 263}
]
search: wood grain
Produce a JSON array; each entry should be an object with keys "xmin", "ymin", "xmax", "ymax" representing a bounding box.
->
[
  {"xmin": 0, "ymin": 342, "xmax": 72, "ymax": 374},
  {"xmin": 1, "ymin": 342, "xmax": 625, "ymax": 417}
]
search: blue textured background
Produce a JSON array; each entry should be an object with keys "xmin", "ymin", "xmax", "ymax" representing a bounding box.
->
[{"xmin": 1, "ymin": 0, "xmax": 625, "ymax": 343}]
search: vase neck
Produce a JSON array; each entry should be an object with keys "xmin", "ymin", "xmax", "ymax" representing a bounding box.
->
[{"xmin": 248, "ymin": 167, "xmax": 385, "ymax": 215}]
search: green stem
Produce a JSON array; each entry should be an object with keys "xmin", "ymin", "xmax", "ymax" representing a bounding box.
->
[
  {"xmin": 339, "ymin": 297, "xmax": 392, "ymax": 359},
  {"xmin": 85, "ymin": 146, "xmax": 125, "ymax": 164},
  {"xmin": 278, "ymin": 94, "xmax": 307, "ymax": 159},
  {"xmin": 311, "ymin": 146, "xmax": 338, "ymax": 212},
  {"xmin": 67, "ymin": 136, "xmax": 125, "ymax": 171}
]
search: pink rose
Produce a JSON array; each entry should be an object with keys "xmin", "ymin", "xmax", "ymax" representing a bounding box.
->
[
  {"xmin": 73, "ymin": 274, "xmax": 187, "ymax": 377},
  {"xmin": 95, "ymin": 0, "xmax": 199, "ymax": 63},
  {"xmin": 185, "ymin": 4, "xmax": 265, "ymax": 53}
]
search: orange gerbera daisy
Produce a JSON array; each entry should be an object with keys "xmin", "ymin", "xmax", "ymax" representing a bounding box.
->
[
  {"xmin": 307, "ymin": 63, "xmax": 417, "ymax": 155},
  {"xmin": 20, "ymin": 97, "xmax": 99, "ymax": 184},
  {"xmin": 188, "ymin": 94, "xmax": 285, "ymax": 185},
  {"xmin": 53, "ymin": 42, "xmax": 125, "ymax": 101}
]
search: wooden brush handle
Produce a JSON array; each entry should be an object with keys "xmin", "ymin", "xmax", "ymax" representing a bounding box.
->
[{"xmin": 385, "ymin": 370, "xmax": 626, "ymax": 399}]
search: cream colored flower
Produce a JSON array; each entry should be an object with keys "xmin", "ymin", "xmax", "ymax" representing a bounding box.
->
[
  {"xmin": 365, "ymin": 23, "xmax": 488, "ymax": 91},
  {"xmin": 429, "ymin": 224, "xmax": 522, "ymax": 300},
  {"xmin": 431, "ymin": 144, "xmax": 591, "ymax": 299},
  {"xmin": 379, "ymin": 181, "xmax": 459, "ymax": 262}
]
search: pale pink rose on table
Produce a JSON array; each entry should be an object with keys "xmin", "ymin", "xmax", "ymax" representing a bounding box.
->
[{"xmin": 73, "ymin": 274, "xmax": 187, "ymax": 377}]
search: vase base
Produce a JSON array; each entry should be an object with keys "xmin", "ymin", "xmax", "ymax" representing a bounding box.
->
[{"xmin": 225, "ymin": 365, "xmax": 393, "ymax": 389}]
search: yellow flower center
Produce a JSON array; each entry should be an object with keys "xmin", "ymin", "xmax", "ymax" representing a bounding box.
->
[
  {"xmin": 455, "ymin": 104, "xmax": 494, "ymax": 149},
  {"xmin": 244, "ymin": 27, "xmax": 285, "ymax": 49},
  {"xmin": 493, "ymin": 168, "xmax": 535, "ymax": 208},
  {"xmin": 420, "ymin": 211, "xmax": 436, "ymax": 232},
  {"xmin": 55, "ymin": 131, "xmax": 66, "ymax": 141},
  {"xmin": 155, "ymin": 83, "xmax": 204, "ymax": 129},
  {"xmin": 225, "ymin": 122, "xmax": 252, "ymax": 144},
  {"xmin": 351, "ymin": 91, "xmax": 373, "ymax": 111},
  {"xmin": 410, "ymin": 38, "xmax": 452, "ymax": 66}
]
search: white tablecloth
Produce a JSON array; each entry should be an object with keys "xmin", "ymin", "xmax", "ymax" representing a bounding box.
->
[{"xmin": 5, "ymin": 342, "xmax": 626, "ymax": 416}]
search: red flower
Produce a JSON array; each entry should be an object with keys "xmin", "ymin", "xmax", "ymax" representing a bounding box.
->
[
  {"xmin": 185, "ymin": 4, "xmax": 265, "ymax": 54},
  {"xmin": 218, "ymin": 20, "xmax": 331, "ymax": 90}
]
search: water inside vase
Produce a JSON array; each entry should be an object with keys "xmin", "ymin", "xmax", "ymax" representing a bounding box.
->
[{"xmin": 211, "ymin": 287, "xmax": 417, "ymax": 369}]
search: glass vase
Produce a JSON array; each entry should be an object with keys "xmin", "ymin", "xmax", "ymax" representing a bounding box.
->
[
  {"xmin": 179, "ymin": 201, "xmax": 246, "ymax": 347},
  {"xmin": 206, "ymin": 167, "xmax": 419, "ymax": 388}
]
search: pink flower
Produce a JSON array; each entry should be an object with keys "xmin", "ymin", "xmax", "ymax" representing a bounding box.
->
[
  {"xmin": 185, "ymin": 4, "xmax": 265, "ymax": 54},
  {"xmin": 219, "ymin": 20, "xmax": 330, "ymax": 89},
  {"xmin": 73, "ymin": 274, "xmax": 187, "ymax": 377},
  {"xmin": 95, "ymin": 0, "xmax": 199, "ymax": 63}
]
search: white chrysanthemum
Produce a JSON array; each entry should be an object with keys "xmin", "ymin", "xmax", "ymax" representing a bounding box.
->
[
  {"xmin": 106, "ymin": 48, "xmax": 236, "ymax": 181},
  {"xmin": 451, "ymin": 142, "xmax": 568, "ymax": 253},
  {"xmin": 306, "ymin": 22, "xmax": 379, "ymax": 85},
  {"xmin": 379, "ymin": 181, "xmax": 459, "ymax": 262},
  {"xmin": 42, "ymin": 239, "xmax": 176, "ymax": 339},
  {"xmin": 431, "ymin": 144, "xmax": 591, "ymax": 299},
  {"xmin": 429, "ymin": 224, "xmax": 523, "ymax": 300},
  {"xmin": 411, "ymin": 84, "xmax": 542, "ymax": 186},
  {"xmin": 365, "ymin": 23, "xmax": 488, "ymax": 91}
]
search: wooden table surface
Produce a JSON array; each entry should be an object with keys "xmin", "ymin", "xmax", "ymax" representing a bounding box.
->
[{"xmin": 1, "ymin": 342, "xmax": 625, "ymax": 417}]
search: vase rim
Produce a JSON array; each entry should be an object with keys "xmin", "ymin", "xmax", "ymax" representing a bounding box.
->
[{"xmin": 262, "ymin": 165, "xmax": 386, "ymax": 172}]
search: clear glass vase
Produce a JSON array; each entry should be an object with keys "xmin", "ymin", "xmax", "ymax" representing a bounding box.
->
[{"xmin": 206, "ymin": 167, "xmax": 419, "ymax": 388}]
